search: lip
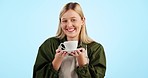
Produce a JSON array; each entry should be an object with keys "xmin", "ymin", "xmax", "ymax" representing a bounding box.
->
[{"xmin": 66, "ymin": 28, "xmax": 76, "ymax": 32}]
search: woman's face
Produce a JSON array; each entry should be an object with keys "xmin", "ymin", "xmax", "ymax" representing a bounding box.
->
[{"xmin": 60, "ymin": 9, "xmax": 84, "ymax": 40}]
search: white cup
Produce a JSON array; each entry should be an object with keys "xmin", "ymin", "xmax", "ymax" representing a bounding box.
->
[{"xmin": 60, "ymin": 41, "xmax": 78, "ymax": 52}]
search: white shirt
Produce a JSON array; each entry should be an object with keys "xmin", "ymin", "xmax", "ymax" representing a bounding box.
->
[
  {"xmin": 59, "ymin": 45, "xmax": 89, "ymax": 78},
  {"xmin": 59, "ymin": 55, "xmax": 78, "ymax": 78}
]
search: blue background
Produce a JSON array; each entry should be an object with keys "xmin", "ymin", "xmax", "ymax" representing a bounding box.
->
[{"xmin": 0, "ymin": 0, "xmax": 148, "ymax": 78}]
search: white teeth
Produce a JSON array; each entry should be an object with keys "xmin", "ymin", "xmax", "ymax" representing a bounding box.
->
[{"xmin": 67, "ymin": 28, "xmax": 75, "ymax": 32}]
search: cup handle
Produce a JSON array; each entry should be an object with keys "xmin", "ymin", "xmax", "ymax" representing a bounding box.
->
[{"xmin": 60, "ymin": 43, "xmax": 65, "ymax": 50}]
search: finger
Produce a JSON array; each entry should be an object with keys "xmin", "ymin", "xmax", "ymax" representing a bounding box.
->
[
  {"xmin": 63, "ymin": 51, "xmax": 68, "ymax": 56},
  {"xmin": 60, "ymin": 50, "xmax": 64, "ymax": 54},
  {"xmin": 56, "ymin": 51, "xmax": 64, "ymax": 58},
  {"xmin": 70, "ymin": 52, "xmax": 75, "ymax": 56},
  {"xmin": 74, "ymin": 50, "xmax": 79, "ymax": 56},
  {"xmin": 77, "ymin": 51, "xmax": 82, "ymax": 55},
  {"xmin": 78, "ymin": 48, "xmax": 85, "ymax": 52},
  {"xmin": 61, "ymin": 51, "xmax": 67, "ymax": 56},
  {"xmin": 56, "ymin": 48, "xmax": 61, "ymax": 53}
]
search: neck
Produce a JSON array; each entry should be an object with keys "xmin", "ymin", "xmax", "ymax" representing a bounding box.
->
[{"xmin": 67, "ymin": 37, "xmax": 78, "ymax": 41}]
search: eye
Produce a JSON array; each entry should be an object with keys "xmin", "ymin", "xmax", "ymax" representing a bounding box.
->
[
  {"xmin": 71, "ymin": 19, "xmax": 76, "ymax": 22},
  {"xmin": 62, "ymin": 20, "xmax": 67, "ymax": 23}
]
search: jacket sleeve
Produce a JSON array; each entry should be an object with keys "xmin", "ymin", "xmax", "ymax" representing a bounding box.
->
[
  {"xmin": 75, "ymin": 42, "xmax": 106, "ymax": 78},
  {"xmin": 33, "ymin": 39, "xmax": 59, "ymax": 78}
]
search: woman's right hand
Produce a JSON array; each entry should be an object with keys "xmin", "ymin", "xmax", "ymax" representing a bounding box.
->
[
  {"xmin": 55, "ymin": 48, "xmax": 67, "ymax": 59},
  {"xmin": 52, "ymin": 48, "xmax": 67, "ymax": 71}
]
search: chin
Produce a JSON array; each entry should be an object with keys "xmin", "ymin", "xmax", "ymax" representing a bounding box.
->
[
  {"xmin": 66, "ymin": 34, "xmax": 77, "ymax": 38},
  {"xmin": 67, "ymin": 35, "xmax": 75, "ymax": 38}
]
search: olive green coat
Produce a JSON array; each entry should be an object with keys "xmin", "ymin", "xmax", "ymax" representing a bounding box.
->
[{"xmin": 33, "ymin": 37, "xmax": 106, "ymax": 78}]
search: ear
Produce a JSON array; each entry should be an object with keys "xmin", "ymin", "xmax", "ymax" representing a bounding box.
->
[{"xmin": 81, "ymin": 17, "xmax": 85, "ymax": 25}]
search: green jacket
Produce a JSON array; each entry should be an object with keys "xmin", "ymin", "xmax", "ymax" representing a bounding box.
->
[{"xmin": 33, "ymin": 37, "xmax": 106, "ymax": 78}]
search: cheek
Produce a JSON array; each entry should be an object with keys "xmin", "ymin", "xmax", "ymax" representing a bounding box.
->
[
  {"xmin": 76, "ymin": 22, "xmax": 83, "ymax": 28},
  {"xmin": 76, "ymin": 25, "xmax": 82, "ymax": 32},
  {"xmin": 76, "ymin": 21, "xmax": 83, "ymax": 26},
  {"xmin": 60, "ymin": 24, "xmax": 65, "ymax": 29},
  {"xmin": 79, "ymin": 26, "xmax": 82, "ymax": 31}
]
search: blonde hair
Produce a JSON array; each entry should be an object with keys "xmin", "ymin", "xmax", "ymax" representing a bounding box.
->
[{"xmin": 56, "ymin": 2, "xmax": 93, "ymax": 43}]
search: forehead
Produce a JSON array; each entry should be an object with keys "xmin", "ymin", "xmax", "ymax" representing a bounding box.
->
[{"xmin": 61, "ymin": 9, "xmax": 81, "ymax": 19}]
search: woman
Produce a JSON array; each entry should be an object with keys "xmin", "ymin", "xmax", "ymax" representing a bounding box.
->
[{"xmin": 33, "ymin": 2, "xmax": 106, "ymax": 78}]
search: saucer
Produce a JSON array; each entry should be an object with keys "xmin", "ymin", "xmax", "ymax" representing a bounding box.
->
[{"xmin": 62, "ymin": 49, "xmax": 78, "ymax": 53}]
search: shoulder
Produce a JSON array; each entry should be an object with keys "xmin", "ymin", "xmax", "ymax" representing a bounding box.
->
[
  {"xmin": 44, "ymin": 36, "xmax": 59, "ymax": 43},
  {"xmin": 87, "ymin": 41, "xmax": 103, "ymax": 48},
  {"xmin": 87, "ymin": 41, "xmax": 104, "ymax": 51},
  {"xmin": 40, "ymin": 36, "xmax": 60, "ymax": 47}
]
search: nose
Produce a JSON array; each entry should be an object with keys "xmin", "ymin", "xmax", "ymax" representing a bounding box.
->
[{"xmin": 67, "ymin": 21, "xmax": 73, "ymax": 27}]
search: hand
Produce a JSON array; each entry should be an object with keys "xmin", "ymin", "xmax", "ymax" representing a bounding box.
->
[
  {"xmin": 70, "ymin": 48, "xmax": 88, "ymax": 67},
  {"xmin": 55, "ymin": 48, "xmax": 67, "ymax": 59},
  {"xmin": 52, "ymin": 48, "xmax": 68, "ymax": 71},
  {"xmin": 70, "ymin": 48, "xmax": 85, "ymax": 57}
]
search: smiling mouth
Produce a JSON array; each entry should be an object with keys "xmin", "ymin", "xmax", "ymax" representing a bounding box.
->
[{"xmin": 66, "ymin": 28, "xmax": 76, "ymax": 32}]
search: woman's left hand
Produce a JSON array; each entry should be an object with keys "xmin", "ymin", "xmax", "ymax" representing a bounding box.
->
[
  {"xmin": 70, "ymin": 48, "xmax": 88, "ymax": 67},
  {"xmin": 70, "ymin": 48, "xmax": 85, "ymax": 57}
]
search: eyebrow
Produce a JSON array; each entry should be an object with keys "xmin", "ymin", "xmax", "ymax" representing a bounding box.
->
[{"xmin": 61, "ymin": 17, "xmax": 76, "ymax": 20}]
